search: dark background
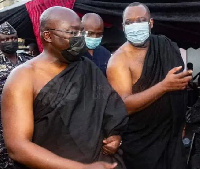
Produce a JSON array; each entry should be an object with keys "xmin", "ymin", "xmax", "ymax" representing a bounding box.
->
[{"xmin": 0, "ymin": 0, "xmax": 200, "ymax": 50}]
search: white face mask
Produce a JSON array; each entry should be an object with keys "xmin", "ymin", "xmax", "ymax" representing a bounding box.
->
[
  {"xmin": 124, "ymin": 22, "xmax": 150, "ymax": 46},
  {"xmin": 84, "ymin": 36, "xmax": 102, "ymax": 49}
]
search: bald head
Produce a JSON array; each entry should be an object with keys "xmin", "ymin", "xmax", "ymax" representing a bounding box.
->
[
  {"xmin": 123, "ymin": 2, "xmax": 151, "ymax": 23},
  {"xmin": 81, "ymin": 13, "xmax": 104, "ymax": 38},
  {"xmin": 40, "ymin": 6, "xmax": 80, "ymax": 33},
  {"xmin": 82, "ymin": 13, "xmax": 103, "ymax": 28}
]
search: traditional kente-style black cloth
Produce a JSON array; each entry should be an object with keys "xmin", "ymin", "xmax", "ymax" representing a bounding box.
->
[
  {"xmin": 186, "ymin": 97, "xmax": 200, "ymax": 126},
  {"xmin": 15, "ymin": 57, "xmax": 128, "ymax": 169},
  {"xmin": 186, "ymin": 97, "xmax": 200, "ymax": 169},
  {"xmin": 122, "ymin": 35, "xmax": 187, "ymax": 169},
  {"xmin": 189, "ymin": 133, "xmax": 200, "ymax": 169}
]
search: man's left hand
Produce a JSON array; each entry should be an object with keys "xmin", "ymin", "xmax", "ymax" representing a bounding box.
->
[{"xmin": 102, "ymin": 135, "xmax": 121, "ymax": 155}]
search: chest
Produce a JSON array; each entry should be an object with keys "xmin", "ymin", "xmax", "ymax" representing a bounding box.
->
[
  {"xmin": 128, "ymin": 49, "xmax": 148, "ymax": 85},
  {"xmin": 33, "ymin": 67, "xmax": 66, "ymax": 100}
]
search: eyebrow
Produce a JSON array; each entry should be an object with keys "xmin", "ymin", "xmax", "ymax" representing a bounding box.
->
[
  {"xmin": 125, "ymin": 17, "xmax": 147, "ymax": 21},
  {"xmin": 69, "ymin": 25, "xmax": 81, "ymax": 29}
]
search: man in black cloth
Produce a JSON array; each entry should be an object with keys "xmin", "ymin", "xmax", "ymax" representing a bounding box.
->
[
  {"xmin": 82, "ymin": 13, "xmax": 111, "ymax": 76},
  {"xmin": 1, "ymin": 6, "xmax": 128, "ymax": 169},
  {"xmin": 107, "ymin": 2, "xmax": 192, "ymax": 169}
]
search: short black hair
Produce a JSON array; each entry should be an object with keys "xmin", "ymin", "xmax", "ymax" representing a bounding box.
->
[{"xmin": 123, "ymin": 2, "xmax": 151, "ymax": 20}]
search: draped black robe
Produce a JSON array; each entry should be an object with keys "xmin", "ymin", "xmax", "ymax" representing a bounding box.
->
[
  {"xmin": 122, "ymin": 35, "xmax": 187, "ymax": 169},
  {"xmin": 186, "ymin": 97, "xmax": 200, "ymax": 169},
  {"xmin": 15, "ymin": 57, "xmax": 128, "ymax": 169}
]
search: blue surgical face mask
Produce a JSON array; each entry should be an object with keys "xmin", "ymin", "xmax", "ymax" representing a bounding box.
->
[
  {"xmin": 84, "ymin": 36, "xmax": 102, "ymax": 49},
  {"xmin": 124, "ymin": 22, "xmax": 150, "ymax": 46}
]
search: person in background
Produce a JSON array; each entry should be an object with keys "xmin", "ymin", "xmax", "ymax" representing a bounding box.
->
[
  {"xmin": 186, "ymin": 97, "xmax": 200, "ymax": 169},
  {"xmin": 187, "ymin": 62, "xmax": 199, "ymax": 107},
  {"xmin": 107, "ymin": 2, "xmax": 192, "ymax": 169},
  {"xmin": 0, "ymin": 21, "xmax": 32, "ymax": 169},
  {"xmin": 82, "ymin": 13, "xmax": 111, "ymax": 76},
  {"xmin": 27, "ymin": 42, "xmax": 40, "ymax": 57}
]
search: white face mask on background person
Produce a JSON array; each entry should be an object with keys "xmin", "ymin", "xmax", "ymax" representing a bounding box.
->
[
  {"xmin": 124, "ymin": 22, "xmax": 150, "ymax": 46},
  {"xmin": 84, "ymin": 36, "xmax": 102, "ymax": 49}
]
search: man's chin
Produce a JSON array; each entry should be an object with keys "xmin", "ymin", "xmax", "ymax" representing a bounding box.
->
[{"xmin": 129, "ymin": 39, "xmax": 149, "ymax": 48}]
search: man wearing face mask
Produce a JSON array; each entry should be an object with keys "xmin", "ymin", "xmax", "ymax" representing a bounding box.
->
[
  {"xmin": 0, "ymin": 22, "xmax": 32, "ymax": 169},
  {"xmin": 82, "ymin": 13, "xmax": 111, "ymax": 76},
  {"xmin": 1, "ymin": 7, "xmax": 128, "ymax": 169},
  {"xmin": 107, "ymin": 2, "xmax": 192, "ymax": 169}
]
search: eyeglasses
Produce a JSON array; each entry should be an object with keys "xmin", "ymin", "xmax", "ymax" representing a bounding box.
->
[
  {"xmin": 47, "ymin": 29, "xmax": 85, "ymax": 37},
  {"xmin": 85, "ymin": 31, "xmax": 103, "ymax": 38}
]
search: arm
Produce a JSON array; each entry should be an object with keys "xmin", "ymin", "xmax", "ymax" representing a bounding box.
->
[
  {"xmin": 1, "ymin": 66, "xmax": 85, "ymax": 169},
  {"xmin": 1, "ymin": 66, "xmax": 116, "ymax": 169},
  {"xmin": 107, "ymin": 57, "xmax": 192, "ymax": 115}
]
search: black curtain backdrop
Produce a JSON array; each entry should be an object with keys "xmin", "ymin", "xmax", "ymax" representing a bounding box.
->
[
  {"xmin": 0, "ymin": 4, "xmax": 36, "ymax": 44},
  {"xmin": 0, "ymin": 0, "xmax": 200, "ymax": 50},
  {"xmin": 74, "ymin": 0, "xmax": 200, "ymax": 49}
]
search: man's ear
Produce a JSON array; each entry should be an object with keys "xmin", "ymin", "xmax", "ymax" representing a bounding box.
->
[
  {"xmin": 150, "ymin": 18, "xmax": 154, "ymax": 29},
  {"xmin": 43, "ymin": 31, "xmax": 52, "ymax": 43},
  {"xmin": 122, "ymin": 23, "xmax": 125, "ymax": 32}
]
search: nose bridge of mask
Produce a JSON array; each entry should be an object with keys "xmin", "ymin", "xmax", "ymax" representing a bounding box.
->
[
  {"xmin": 68, "ymin": 36, "xmax": 87, "ymax": 56},
  {"xmin": 61, "ymin": 35, "xmax": 87, "ymax": 63},
  {"xmin": 125, "ymin": 22, "xmax": 149, "ymax": 33},
  {"xmin": 3, "ymin": 41, "xmax": 18, "ymax": 47},
  {"xmin": 84, "ymin": 36, "xmax": 102, "ymax": 49},
  {"xmin": 69, "ymin": 36, "xmax": 84, "ymax": 48},
  {"xmin": 1, "ymin": 41, "xmax": 18, "ymax": 54}
]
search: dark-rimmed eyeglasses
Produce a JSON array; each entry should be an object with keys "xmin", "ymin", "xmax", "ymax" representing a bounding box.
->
[{"xmin": 47, "ymin": 29, "xmax": 85, "ymax": 37}]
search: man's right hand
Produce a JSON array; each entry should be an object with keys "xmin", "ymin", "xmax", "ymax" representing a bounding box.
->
[
  {"xmin": 161, "ymin": 66, "xmax": 192, "ymax": 92},
  {"xmin": 83, "ymin": 162, "xmax": 117, "ymax": 169}
]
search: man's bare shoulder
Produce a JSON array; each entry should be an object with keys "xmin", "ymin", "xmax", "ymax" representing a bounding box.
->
[
  {"xmin": 4, "ymin": 55, "xmax": 42, "ymax": 89},
  {"xmin": 4, "ymin": 65, "xmax": 32, "ymax": 90},
  {"xmin": 108, "ymin": 42, "xmax": 131, "ymax": 68}
]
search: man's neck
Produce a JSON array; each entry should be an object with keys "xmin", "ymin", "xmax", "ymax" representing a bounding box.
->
[
  {"xmin": 4, "ymin": 52, "xmax": 17, "ymax": 64},
  {"xmin": 88, "ymin": 49, "xmax": 94, "ymax": 56},
  {"xmin": 42, "ymin": 49, "xmax": 68, "ymax": 68}
]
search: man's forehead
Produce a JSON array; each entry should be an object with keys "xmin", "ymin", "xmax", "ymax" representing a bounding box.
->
[
  {"xmin": 83, "ymin": 20, "xmax": 103, "ymax": 32},
  {"xmin": 124, "ymin": 5, "xmax": 149, "ymax": 20},
  {"xmin": 84, "ymin": 22, "xmax": 103, "ymax": 32},
  {"xmin": 50, "ymin": 18, "xmax": 81, "ymax": 30}
]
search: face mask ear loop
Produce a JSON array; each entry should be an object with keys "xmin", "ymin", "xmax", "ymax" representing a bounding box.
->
[{"xmin": 148, "ymin": 22, "xmax": 151, "ymax": 35}]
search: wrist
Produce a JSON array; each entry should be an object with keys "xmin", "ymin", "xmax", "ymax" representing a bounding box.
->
[
  {"xmin": 158, "ymin": 81, "xmax": 168, "ymax": 94},
  {"xmin": 74, "ymin": 162, "xmax": 86, "ymax": 169}
]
